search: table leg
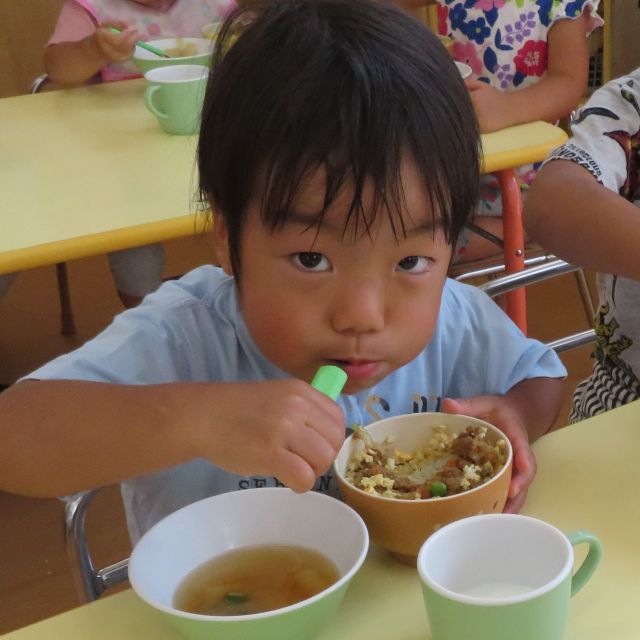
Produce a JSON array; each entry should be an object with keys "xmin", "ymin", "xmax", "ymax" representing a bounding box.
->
[
  {"xmin": 495, "ymin": 169, "xmax": 527, "ymax": 334},
  {"xmin": 56, "ymin": 262, "xmax": 77, "ymax": 336}
]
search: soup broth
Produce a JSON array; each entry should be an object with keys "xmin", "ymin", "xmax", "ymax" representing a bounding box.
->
[{"xmin": 173, "ymin": 544, "xmax": 340, "ymax": 616}]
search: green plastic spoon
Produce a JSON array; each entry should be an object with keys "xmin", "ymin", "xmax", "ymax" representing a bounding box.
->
[
  {"xmin": 108, "ymin": 26, "xmax": 170, "ymax": 58},
  {"xmin": 310, "ymin": 365, "xmax": 348, "ymax": 401}
]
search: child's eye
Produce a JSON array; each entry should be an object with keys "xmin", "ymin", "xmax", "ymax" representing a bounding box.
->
[
  {"xmin": 292, "ymin": 252, "xmax": 331, "ymax": 272},
  {"xmin": 396, "ymin": 256, "xmax": 432, "ymax": 274}
]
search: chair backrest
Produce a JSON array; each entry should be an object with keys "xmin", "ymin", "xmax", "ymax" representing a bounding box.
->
[{"xmin": 477, "ymin": 258, "xmax": 596, "ymax": 352}]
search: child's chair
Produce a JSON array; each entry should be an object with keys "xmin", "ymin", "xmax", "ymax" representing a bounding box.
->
[
  {"xmin": 30, "ymin": 73, "xmax": 76, "ymax": 335},
  {"xmin": 477, "ymin": 258, "xmax": 596, "ymax": 351},
  {"xmin": 64, "ymin": 489, "xmax": 129, "ymax": 602}
]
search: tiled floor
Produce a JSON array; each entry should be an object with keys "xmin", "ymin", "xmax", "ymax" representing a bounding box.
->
[{"xmin": 0, "ymin": 237, "xmax": 597, "ymax": 634}]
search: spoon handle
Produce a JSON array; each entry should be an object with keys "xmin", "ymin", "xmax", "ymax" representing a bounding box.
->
[{"xmin": 108, "ymin": 26, "xmax": 170, "ymax": 58}]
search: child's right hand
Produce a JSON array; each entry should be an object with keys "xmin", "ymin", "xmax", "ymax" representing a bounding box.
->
[
  {"xmin": 192, "ymin": 379, "xmax": 346, "ymax": 492},
  {"xmin": 91, "ymin": 21, "xmax": 138, "ymax": 64}
]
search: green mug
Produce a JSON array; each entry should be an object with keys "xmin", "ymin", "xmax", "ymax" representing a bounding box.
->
[
  {"xmin": 417, "ymin": 514, "xmax": 602, "ymax": 640},
  {"xmin": 144, "ymin": 64, "xmax": 209, "ymax": 135}
]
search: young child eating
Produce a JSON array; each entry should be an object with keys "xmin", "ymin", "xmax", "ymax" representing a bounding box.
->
[{"xmin": 0, "ymin": 0, "xmax": 565, "ymax": 543}]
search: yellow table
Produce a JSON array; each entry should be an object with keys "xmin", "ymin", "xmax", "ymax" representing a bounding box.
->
[
  {"xmin": 5, "ymin": 400, "xmax": 638, "ymax": 640},
  {"xmin": 0, "ymin": 79, "xmax": 566, "ymax": 278},
  {"xmin": 0, "ymin": 80, "xmax": 203, "ymax": 275}
]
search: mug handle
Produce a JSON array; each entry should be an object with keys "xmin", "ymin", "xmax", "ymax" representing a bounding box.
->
[
  {"xmin": 566, "ymin": 530, "xmax": 603, "ymax": 597},
  {"xmin": 144, "ymin": 85, "xmax": 167, "ymax": 120}
]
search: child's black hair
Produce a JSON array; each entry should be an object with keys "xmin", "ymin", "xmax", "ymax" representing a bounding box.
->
[{"xmin": 198, "ymin": 0, "xmax": 480, "ymax": 278}]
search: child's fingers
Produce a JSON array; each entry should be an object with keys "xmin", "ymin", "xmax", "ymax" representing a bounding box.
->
[
  {"xmin": 441, "ymin": 395, "xmax": 494, "ymax": 420},
  {"xmin": 442, "ymin": 395, "xmax": 536, "ymax": 501},
  {"xmin": 107, "ymin": 29, "xmax": 138, "ymax": 46},
  {"xmin": 271, "ymin": 449, "xmax": 316, "ymax": 493},
  {"xmin": 305, "ymin": 393, "xmax": 345, "ymax": 451},
  {"xmin": 464, "ymin": 77, "xmax": 486, "ymax": 91},
  {"xmin": 503, "ymin": 487, "xmax": 528, "ymax": 514},
  {"xmin": 96, "ymin": 27, "xmax": 138, "ymax": 61},
  {"xmin": 286, "ymin": 424, "xmax": 339, "ymax": 477},
  {"xmin": 509, "ymin": 444, "xmax": 537, "ymax": 498},
  {"xmin": 100, "ymin": 19, "xmax": 129, "ymax": 30}
]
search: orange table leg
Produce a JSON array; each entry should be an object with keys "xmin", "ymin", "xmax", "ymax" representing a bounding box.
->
[{"xmin": 495, "ymin": 169, "xmax": 527, "ymax": 334}]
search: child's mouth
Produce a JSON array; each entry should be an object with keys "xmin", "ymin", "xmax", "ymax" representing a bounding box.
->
[{"xmin": 329, "ymin": 360, "xmax": 381, "ymax": 381}]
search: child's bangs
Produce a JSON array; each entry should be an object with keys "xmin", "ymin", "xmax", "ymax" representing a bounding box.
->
[
  {"xmin": 255, "ymin": 63, "xmax": 464, "ymax": 243},
  {"xmin": 198, "ymin": 0, "xmax": 481, "ymax": 268}
]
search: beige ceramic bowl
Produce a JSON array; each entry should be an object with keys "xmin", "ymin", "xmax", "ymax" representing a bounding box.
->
[{"xmin": 333, "ymin": 412, "xmax": 512, "ymax": 566}]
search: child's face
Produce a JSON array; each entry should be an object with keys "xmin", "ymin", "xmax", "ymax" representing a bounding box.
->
[{"xmin": 215, "ymin": 158, "xmax": 453, "ymax": 395}]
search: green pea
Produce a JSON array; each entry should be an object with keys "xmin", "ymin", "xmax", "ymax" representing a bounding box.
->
[
  {"xmin": 224, "ymin": 592, "xmax": 249, "ymax": 603},
  {"xmin": 430, "ymin": 481, "xmax": 447, "ymax": 497}
]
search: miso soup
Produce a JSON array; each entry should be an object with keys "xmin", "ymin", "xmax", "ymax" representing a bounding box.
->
[{"xmin": 173, "ymin": 544, "xmax": 340, "ymax": 616}]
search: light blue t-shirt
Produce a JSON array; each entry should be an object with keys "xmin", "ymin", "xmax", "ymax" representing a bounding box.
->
[{"xmin": 27, "ymin": 265, "xmax": 566, "ymax": 542}]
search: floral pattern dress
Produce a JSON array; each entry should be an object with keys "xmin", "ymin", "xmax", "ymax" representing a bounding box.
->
[
  {"xmin": 438, "ymin": 0, "xmax": 602, "ymax": 92},
  {"xmin": 437, "ymin": 0, "xmax": 603, "ymax": 256}
]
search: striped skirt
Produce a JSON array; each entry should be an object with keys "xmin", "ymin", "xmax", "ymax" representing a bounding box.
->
[{"xmin": 570, "ymin": 360, "xmax": 640, "ymax": 423}]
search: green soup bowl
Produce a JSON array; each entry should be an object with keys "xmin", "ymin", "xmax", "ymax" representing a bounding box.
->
[
  {"xmin": 128, "ymin": 488, "xmax": 369, "ymax": 640},
  {"xmin": 132, "ymin": 37, "xmax": 213, "ymax": 74}
]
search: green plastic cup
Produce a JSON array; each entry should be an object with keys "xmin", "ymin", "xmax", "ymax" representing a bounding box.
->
[
  {"xmin": 417, "ymin": 514, "xmax": 602, "ymax": 640},
  {"xmin": 144, "ymin": 64, "xmax": 209, "ymax": 135}
]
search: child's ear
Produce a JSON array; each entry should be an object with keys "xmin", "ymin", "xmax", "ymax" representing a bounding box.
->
[{"xmin": 212, "ymin": 214, "xmax": 234, "ymax": 276}]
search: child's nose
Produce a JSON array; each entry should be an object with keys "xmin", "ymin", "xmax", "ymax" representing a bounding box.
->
[{"xmin": 331, "ymin": 281, "xmax": 385, "ymax": 334}]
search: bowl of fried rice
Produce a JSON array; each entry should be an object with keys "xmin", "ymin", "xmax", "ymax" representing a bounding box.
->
[{"xmin": 333, "ymin": 412, "xmax": 512, "ymax": 565}]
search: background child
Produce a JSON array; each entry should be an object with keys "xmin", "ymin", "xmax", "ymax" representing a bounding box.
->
[
  {"xmin": 44, "ymin": 0, "xmax": 236, "ymax": 85},
  {"xmin": 0, "ymin": 0, "xmax": 237, "ymax": 310},
  {"xmin": 396, "ymin": 0, "xmax": 602, "ymax": 264},
  {"xmin": 0, "ymin": 0, "xmax": 565, "ymax": 543},
  {"xmin": 525, "ymin": 67, "xmax": 640, "ymax": 422}
]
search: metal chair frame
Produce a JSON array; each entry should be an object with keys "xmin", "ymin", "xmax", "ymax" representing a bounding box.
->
[
  {"xmin": 478, "ymin": 258, "xmax": 597, "ymax": 352},
  {"xmin": 453, "ymin": 249, "xmax": 596, "ymax": 331},
  {"xmin": 64, "ymin": 490, "xmax": 129, "ymax": 602}
]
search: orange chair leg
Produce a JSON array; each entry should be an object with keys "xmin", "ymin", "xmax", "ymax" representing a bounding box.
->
[{"xmin": 495, "ymin": 169, "xmax": 527, "ymax": 334}]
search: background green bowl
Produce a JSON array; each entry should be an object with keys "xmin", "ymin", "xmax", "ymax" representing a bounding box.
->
[{"xmin": 132, "ymin": 37, "xmax": 213, "ymax": 75}]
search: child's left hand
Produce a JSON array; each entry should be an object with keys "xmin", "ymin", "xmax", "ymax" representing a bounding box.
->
[
  {"xmin": 441, "ymin": 395, "xmax": 536, "ymax": 513},
  {"xmin": 464, "ymin": 78, "xmax": 512, "ymax": 133}
]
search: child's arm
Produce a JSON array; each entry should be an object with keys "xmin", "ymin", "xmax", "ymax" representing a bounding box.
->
[
  {"xmin": 442, "ymin": 376, "xmax": 564, "ymax": 513},
  {"xmin": 44, "ymin": 21, "xmax": 138, "ymax": 85},
  {"xmin": 466, "ymin": 14, "xmax": 591, "ymax": 132},
  {"xmin": 0, "ymin": 378, "xmax": 344, "ymax": 497},
  {"xmin": 525, "ymin": 160, "xmax": 640, "ymax": 280}
]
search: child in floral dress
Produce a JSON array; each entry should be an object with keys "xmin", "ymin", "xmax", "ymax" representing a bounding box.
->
[{"xmin": 397, "ymin": 0, "xmax": 603, "ymax": 263}]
